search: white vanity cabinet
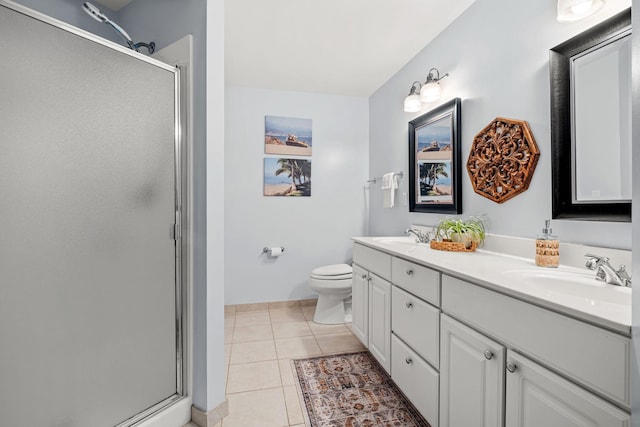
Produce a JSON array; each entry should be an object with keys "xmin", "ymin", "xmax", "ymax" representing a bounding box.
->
[
  {"xmin": 505, "ymin": 351, "xmax": 630, "ymax": 427},
  {"xmin": 352, "ymin": 243, "xmax": 392, "ymax": 373},
  {"xmin": 368, "ymin": 273, "xmax": 391, "ymax": 372},
  {"xmin": 392, "ymin": 334, "xmax": 440, "ymax": 424},
  {"xmin": 351, "ymin": 263, "xmax": 369, "ymax": 346},
  {"xmin": 351, "ymin": 239, "xmax": 631, "ymax": 427},
  {"xmin": 440, "ymin": 314, "xmax": 505, "ymax": 427},
  {"xmin": 390, "ymin": 258, "xmax": 441, "ymax": 425},
  {"xmin": 441, "ymin": 274, "xmax": 631, "ymax": 426}
]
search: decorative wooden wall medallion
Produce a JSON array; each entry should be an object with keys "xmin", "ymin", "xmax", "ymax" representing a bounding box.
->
[{"xmin": 466, "ymin": 117, "xmax": 539, "ymax": 204}]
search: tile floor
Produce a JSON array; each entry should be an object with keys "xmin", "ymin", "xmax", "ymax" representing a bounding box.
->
[{"xmin": 221, "ymin": 302, "xmax": 365, "ymax": 427}]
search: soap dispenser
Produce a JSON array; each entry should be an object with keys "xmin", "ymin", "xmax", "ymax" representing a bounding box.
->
[{"xmin": 535, "ymin": 219, "xmax": 559, "ymax": 268}]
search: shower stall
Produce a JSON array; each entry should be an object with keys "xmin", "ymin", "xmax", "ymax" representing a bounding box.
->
[{"xmin": 0, "ymin": 1, "xmax": 187, "ymax": 426}]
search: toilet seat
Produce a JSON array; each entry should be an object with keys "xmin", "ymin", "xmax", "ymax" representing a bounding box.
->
[
  {"xmin": 311, "ymin": 263, "xmax": 352, "ymax": 277},
  {"xmin": 310, "ymin": 272, "xmax": 352, "ymax": 280},
  {"xmin": 308, "ymin": 263, "xmax": 353, "ymax": 325}
]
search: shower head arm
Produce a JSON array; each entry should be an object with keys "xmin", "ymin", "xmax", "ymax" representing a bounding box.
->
[
  {"xmin": 82, "ymin": 2, "xmax": 154, "ymax": 54},
  {"xmin": 105, "ymin": 20, "xmax": 134, "ymax": 47},
  {"xmin": 134, "ymin": 41, "xmax": 156, "ymax": 54}
]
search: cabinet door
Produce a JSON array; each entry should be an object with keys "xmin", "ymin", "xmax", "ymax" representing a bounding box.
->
[
  {"xmin": 440, "ymin": 315, "xmax": 505, "ymax": 427},
  {"xmin": 505, "ymin": 351, "xmax": 630, "ymax": 427},
  {"xmin": 368, "ymin": 273, "xmax": 391, "ymax": 373},
  {"xmin": 351, "ymin": 263, "xmax": 368, "ymax": 346}
]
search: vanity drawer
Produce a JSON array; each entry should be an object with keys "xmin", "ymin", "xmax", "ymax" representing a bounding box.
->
[
  {"xmin": 392, "ymin": 257, "xmax": 440, "ymax": 306},
  {"xmin": 441, "ymin": 274, "xmax": 630, "ymax": 409},
  {"xmin": 392, "ymin": 334, "xmax": 439, "ymax": 426},
  {"xmin": 352, "ymin": 243, "xmax": 391, "ymax": 280},
  {"xmin": 392, "ymin": 285, "xmax": 439, "ymax": 368}
]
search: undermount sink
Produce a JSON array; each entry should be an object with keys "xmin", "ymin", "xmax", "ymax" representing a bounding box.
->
[
  {"xmin": 372, "ymin": 236, "xmax": 419, "ymax": 246},
  {"xmin": 502, "ymin": 268, "xmax": 631, "ymax": 306}
]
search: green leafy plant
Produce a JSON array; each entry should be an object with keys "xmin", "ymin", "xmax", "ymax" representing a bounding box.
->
[{"xmin": 435, "ymin": 215, "xmax": 487, "ymax": 245}]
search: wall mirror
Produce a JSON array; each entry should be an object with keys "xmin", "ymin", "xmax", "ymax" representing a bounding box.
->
[
  {"xmin": 409, "ymin": 98, "xmax": 462, "ymax": 214},
  {"xmin": 550, "ymin": 8, "xmax": 631, "ymax": 222}
]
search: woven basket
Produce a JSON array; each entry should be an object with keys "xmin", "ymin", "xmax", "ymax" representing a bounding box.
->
[{"xmin": 430, "ymin": 239, "xmax": 477, "ymax": 252}]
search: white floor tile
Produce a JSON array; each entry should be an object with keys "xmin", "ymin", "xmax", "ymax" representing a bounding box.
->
[
  {"xmin": 272, "ymin": 321, "xmax": 313, "ymax": 339},
  {"xmin": 226, "ymin": 360, "xmax": 281, "ymax": 394},
  {"xmin": 230, "ymin": 339, "xmax": 277, "ymax": 364},
  {"xmin": 222, "ymin": 388, "xmax": 288, "ymax": 427}
]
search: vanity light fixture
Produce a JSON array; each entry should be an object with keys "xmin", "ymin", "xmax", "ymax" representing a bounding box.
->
[
  {"xmin": 403, "ymin": 68, "xmax": 449, "ymax": 112},
  {"xmin": 557, "ymin": 0, "xmax": 605, "ymax": 22},
  {"xmin": 403, "ymin": 81, "xmax": 423, "ymax": 113},
  {"xmin": 420, "ymin": 68, "xmax": 449, "ymax": 103}
]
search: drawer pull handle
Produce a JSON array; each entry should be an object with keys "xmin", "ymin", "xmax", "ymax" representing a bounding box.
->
[
  {"xmin": 484, "ymin": 350, "xmax": 494, "ymax": 360},
  {"xmin": 405, "ymin": 301, "xmax": 413, "ymax": 309},
  {"xmin": 405, "ymin": 357, "xmax": 413, "ymax": 365},
  {"xmin": 506, "ymin": 362, "xmax": 517, "ymax": 373},
  {"xmin": 406, "ymin": 269, "xmax": 414, "ymax": 276}
]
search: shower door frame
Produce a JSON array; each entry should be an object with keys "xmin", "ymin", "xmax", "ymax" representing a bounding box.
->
[{"xmin": 1, "ymin": 1, "xmax": 189, "ymax": 426}]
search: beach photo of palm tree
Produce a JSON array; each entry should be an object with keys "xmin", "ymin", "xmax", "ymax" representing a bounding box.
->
[
  {"xmin": 265, "ymin": 116, "xmax": 313, "ymax": 156},
  {"xmin": 264, "ymin": 157, "xmax": 312, "ymax": 196},
  {"xmin": 418, "ymin": 160, "xmax": 452, "ymax": 203}
]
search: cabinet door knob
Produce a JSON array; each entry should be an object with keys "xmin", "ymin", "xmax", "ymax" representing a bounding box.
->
[
  {"xmin": 361, "ymin": 274, "xmax": 367, "ymax": 279},
  {"xmin": 506, "ymin": 362, "xmax": 518, "ymax": 373},
  {"xmin": 405, "ymin": 357, "xmax": 413, "ymax": 365},
  {"xmin": 405, "ymin": 301, "xmax": 413, "ymax": 309},
  {"xmin": 484, "ymin": 350, "xmax": 494, "ymax": 360},
  {"xmin": 406, "ymin": 269, "xmax": 414, "ymax": 276}
]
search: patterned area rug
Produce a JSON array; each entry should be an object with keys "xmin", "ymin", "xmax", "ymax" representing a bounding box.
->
[{"xmin": 293, "ymin": 351, "xmax": 430, "ymax": 426}]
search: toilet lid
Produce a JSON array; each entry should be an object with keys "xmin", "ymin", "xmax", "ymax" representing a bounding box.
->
[{"xmin": 311, "ymin": 263, "xmax": 352, "ymax": 279}]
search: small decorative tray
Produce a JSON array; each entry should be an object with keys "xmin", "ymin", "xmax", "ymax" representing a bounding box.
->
[{"xmin": 430, "ymin": 239, "xmax": 477, "ymax": 252}]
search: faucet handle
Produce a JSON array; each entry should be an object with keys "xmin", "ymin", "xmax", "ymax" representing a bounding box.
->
[
  {"xmin": 617, "ymin": 265, "xmax": 632, "ymax": 281},
  {"xmin": 584, "ymin": 253, "xmax": 610, "ymax": 270},
  {"xmin": 585, "ymin": 253, "xmax": 610, "ymax": 262}
]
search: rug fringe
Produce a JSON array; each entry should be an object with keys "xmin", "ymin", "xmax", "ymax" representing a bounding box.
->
[{"xmin": 290, "ymin": 358, "xmax": 313, "ymax": 427}]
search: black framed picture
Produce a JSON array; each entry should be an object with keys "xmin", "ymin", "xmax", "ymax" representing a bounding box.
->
[{"xmin": 409, "ymin": 98, "xmax": 462, "ymax": 214}]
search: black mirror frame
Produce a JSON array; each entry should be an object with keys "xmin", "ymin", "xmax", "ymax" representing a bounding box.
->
[
  {"xmin": 549, "ymin": 8, "xmax": 631, "ymax": 222},
  {"xmin": 409, "ymin": 98, "xmax": 462, "ymax": 214}
]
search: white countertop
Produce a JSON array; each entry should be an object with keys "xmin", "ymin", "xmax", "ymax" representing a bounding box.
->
[{"xmin": 352, "ymin": 236, "xmax": 631, "ymax": 336}]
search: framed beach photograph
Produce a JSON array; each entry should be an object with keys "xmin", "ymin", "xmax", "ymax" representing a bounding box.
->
[
  {"xmin": 265, "ymin": 115, "xmax": 312, "ymax": 156},
  {"xmin": 409, "ymin": 98, "xmax": 462, "ymax": 213},
  {"xmin": 264, "ymin": 157, "xmax": 312, "ymax": 197}
]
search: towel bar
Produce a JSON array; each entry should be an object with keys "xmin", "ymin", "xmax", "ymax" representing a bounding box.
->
[{"xmin": 367, "ymin": 171, "xmax": 404, "ymax": 184}]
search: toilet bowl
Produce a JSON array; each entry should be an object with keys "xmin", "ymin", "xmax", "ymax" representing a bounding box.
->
[{"xmin": 308, "ymin": 263, "xmax": 353, "ymax": 325}]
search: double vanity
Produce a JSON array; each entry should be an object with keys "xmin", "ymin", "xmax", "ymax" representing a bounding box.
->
[{"xmin": 351, "ymin": 236, "xmax": 631, "ymax": 427}]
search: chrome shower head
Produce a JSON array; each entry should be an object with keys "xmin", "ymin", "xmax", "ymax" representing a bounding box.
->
[
  {"xmin": 82, "ymin": 2, "xmax": 107, "ymax": 23},
  {"xmin": 82, "ymin": 2, "xmax": 136, "ymax": 50}
]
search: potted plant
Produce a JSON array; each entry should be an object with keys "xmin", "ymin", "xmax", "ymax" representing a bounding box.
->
[{"xmin": 435, "ymin": 215, "xmax": 487, "ymax": 246}]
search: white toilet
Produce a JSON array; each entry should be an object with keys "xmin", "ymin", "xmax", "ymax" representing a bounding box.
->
[{"xmin": 308, "ymin": 263, "xmax": 353, "ymax": 324}]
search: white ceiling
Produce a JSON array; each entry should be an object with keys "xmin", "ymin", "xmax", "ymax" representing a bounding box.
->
[
  {"xmin": 226, "ymin": 0, "xmax": 476, "ymax": 97},
  {"xmin": 96, "ymin": 0, "xmax": 133, "ymax": 12},
  {"xmin": 97, "ymin": 0, "xmax": 476, "ymax": 96}
]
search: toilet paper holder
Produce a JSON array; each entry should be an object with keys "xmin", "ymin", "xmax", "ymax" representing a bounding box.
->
[{"xmin": 263, "ymin": 246, "xmax": 285, "ymax": 255}]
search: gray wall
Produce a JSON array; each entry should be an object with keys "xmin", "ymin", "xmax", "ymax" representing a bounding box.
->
[
  {"xmin": 631, "ymin": 0, "xmax": 639, "ymax": 424},
  {"xmin": 205, "ymin": 0, "xmax": 226, "ymax": 413},
  {"xmin": 369, "ymin": 0, "xmax": 631, "ymax": 249},
  {"xmin": 224, "ymin": 86, "xmax": 369, "ymax": 304}
]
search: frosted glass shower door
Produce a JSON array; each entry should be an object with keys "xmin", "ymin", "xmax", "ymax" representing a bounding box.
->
[{"xmin": 0, "ymin": 3, "xmax": 182, "ymax": 427}]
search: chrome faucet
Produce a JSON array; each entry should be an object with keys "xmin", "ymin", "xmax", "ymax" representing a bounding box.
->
[
  {"xmin": 405, "ymin": 228, "xmax": 431, "ymax": 244},
  {"xmin": 584, "ymin": 254, "xmax": 631, "ymax": 287}
]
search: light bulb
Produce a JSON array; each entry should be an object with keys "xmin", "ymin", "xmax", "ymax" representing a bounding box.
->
[
  {"xmin": 557, "ymin": 0, "xmax": 605, "ymax": 22},
  {"xmin": 570, "ymin": 0, "xmax": 593, "ymax": 14},
  {"xmin": 404, "ymin": 94, "xmax": 422, "ymax": 113},
  {"xmin": 420, "ymin": 82, "xmax": 441, "ymax": 103}
]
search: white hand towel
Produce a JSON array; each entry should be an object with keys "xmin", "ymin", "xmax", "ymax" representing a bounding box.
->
[{"xmin": 381, "ymin": 172, "xmax": 398, "ymax": 208}]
